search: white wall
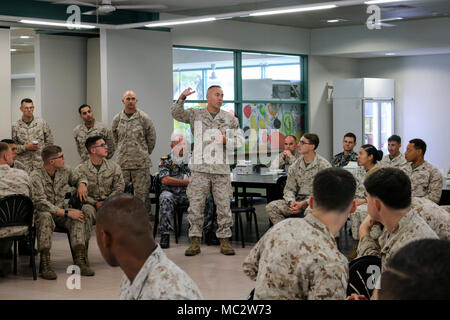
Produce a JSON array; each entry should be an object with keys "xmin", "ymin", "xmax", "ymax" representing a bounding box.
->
[
  {"xmin": 0, "ymin": 29, "xmax": 11, "ymax": 139},
  {"xmin": 11, "ymin": 53, "xmax": 35, "ymax": 122},
  {"xmin": 87, "ymin": 37, "xmax": 101, "ymax": 120},
  {"xmin": 35, "ymin": 34, "xmax": 87, "ymax": 167},
  {"xmin": 308, "ymin": 56, "xmax": 360, "ymax": 161},
  {"xmin": 358, "ymin": 54, "xmax": 450, "ymax": 171},
  {"xmin": 100, "ymin": 29, "xmax": 173, "ymax": 171},
  {"xmin": 11, "ymin": 53, "xmax": 35, "ymax": 75}
]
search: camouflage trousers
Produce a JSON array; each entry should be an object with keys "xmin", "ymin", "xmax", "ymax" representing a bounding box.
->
[
  {"xmin": 35, "ymin": 210, "xmax": 93, "ymax": 251},
  {"xmin": 123, "ymin": 168, "xmax": 151, "ymax": 217},
  {"xmin": 266, "ymin": 197, "xmax": 307, "ymax": 225},
  {"xmin": 80, "ymin": 204, "xmax": 97, "ymax": 240},
  {"xmin": 158, "ymin": 191, "xmax": 217, "ymax": 235},
  {"xmin": 349, "ymin": 204, "xmax": 382, "ymax": 241},
  {"xmin": 186, "ymin": 172, "xmax": 232, "ymax": 238}
]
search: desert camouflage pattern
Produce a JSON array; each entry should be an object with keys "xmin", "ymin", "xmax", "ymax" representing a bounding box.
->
[
  {"xmin": 186, "ymin": 171, "xmax": 233, "ymax": 238},
  {"xmin": 30, "ymin": 166, "xmax": 91, "ymax": 251},
  {"xmin": 123, "ymin": 168, "xmax": 151, "ymax": 215},
  {"xmin": 112, "ymin": 108, "xmax": 156, "ymax": 169},
  {"xmin": 75, "ymin": 159, "xmax": 124, "ymax": 207},
  {"xmin": 357, "ymin": 209, "xmax": 438, "ymax": 269},
  {"xmin": 379, "ymin": 153, "xmax": 412, "ymax": 176},
  {"xmin": 73, "ymin": 121, "xmax": 116, "ymax": 163},
  {"xmin": 0, "ymin": 164, "xmax": 31, "ymax": 242},
  {"xmin": 269, "ymin": 150, "xmax": 300, "ymax": 171},
  {"xmin": 349, "ymin": 204, "xmax": 382, "ymax": 241},
  {"xmin": 243, "ymin": 214, "xmax": 348, "ymax": 300},
  {"xmin": 171, "ymin": 99, "xmax": 244, "ymax": 175},
  {"xmin": 410, "ymin": 161, "xmax": 443, "ymax": 204},
  {"xmin": 266, "ymin": 154, "xmax": 331, "ymax": 225},
  {"xmin": 12, "ymin": 160, "xmax": 26, "ymax": 171},
  {"xmin": 332, "ymin": 151, "xmax": 358, "ymax": 168},
  {"xmin": 411, "ymin": 197, "xmax": 450, "ymax": 240},
  {"xmin": 120, "ymin": 245, "xmax": 203, "ymax": 300},
  {"xmin": 12, "ymin": 117, "xmax": 54, "ymax": 173}
]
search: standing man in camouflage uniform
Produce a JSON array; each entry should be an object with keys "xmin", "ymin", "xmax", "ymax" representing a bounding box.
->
[
  {"xmin": 31, "ymin": 145, "xmax": 94, "ymax": 280},
  {"xmin": 1, "ymin": 139, "xmax": 26, "ymax": 171},
  {"xmin": 332, "ymin": 132, "xmax": 358, "ymax": 167},
  {"xmin": 379, "ymin": 135, "xmax": 411, "ymax": 176},
  {"xmin": 0, "ymin": 143, "xmax": 31, "ymax": 275},
  {"xmin": 75, "ymin": 136, "xmax": 124, "ymax": 227},
  {"xmin": 357, "ymin": 168, "xmax": 438, "ymax": 270},
  {"xmin": 404, "ymin": 138, "xmax": 443, "ymax": 204},
  {"xmin": 266, "ymin": 133, "xmax": 332, "ymax": 225},
  {"xmin": 158, "ymin": 133, "xmax": 217, "ymax": 249},
  {"xmin": 112, "ymin": 91, "xmax": 156, "ymax": 219},
  {"xmin": 12, "ymin": 98, "xmax": 53, "ymax": 174},
  {"xmin": 172, "ymin": 86, "xmax": 244, "ymax": 256},
  {"xmin": 244, "ymin": 168, "xmax": 357, "ymax": 299},
  {"xmin": 269, "ymin": 135, "xmax": 299, "ymax": 171},
  {"xmin": 73, "ymin": 104, "xmax": 115, "ymax": 163}
]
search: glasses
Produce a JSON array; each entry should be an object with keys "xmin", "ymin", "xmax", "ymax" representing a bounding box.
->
[
  {"xmin": 93, "ymin": 143, "xmax": 108, "ymax": 148},
  {"xmin": 299, "ymin": 140, "xmax": 313, "ymax": 145},
  {"xmin": 49, "ymin": 154, "xmax": 64, "ymax": 161}
]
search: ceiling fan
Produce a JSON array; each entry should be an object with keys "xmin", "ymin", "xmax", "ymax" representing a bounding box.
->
[{"xmin": 52, "ymin": 0, "xmax": 168, "ymax": 15}]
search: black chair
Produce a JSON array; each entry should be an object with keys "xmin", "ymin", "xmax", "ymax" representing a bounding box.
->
[
  {"xmin": 124, "ymin": 172, "xmax": 134, "ymax": 195},
  {"xmin": 347, "ymin": 255, "xmax": 382, "ymax": 299},
  {"xmin": 0, "ymin": 194, "xmax": 36, "ymax": 280},
  {"xmin": 231, "ymin": 195, "xmax": 260, "ymax": 248},
  {"xmin": 247, "ymin": 288, "xmax": 255, "ymax": 300}
]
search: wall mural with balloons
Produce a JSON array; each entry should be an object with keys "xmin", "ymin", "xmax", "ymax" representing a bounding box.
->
[{"xmin": 242, "ymin": 103, "xmax": 305, "ymax": 153}]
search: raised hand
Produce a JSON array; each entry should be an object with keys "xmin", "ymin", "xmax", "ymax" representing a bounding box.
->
[{"xmin": 179, "ymin": 87, "xmax": 196, "ymax": 101}]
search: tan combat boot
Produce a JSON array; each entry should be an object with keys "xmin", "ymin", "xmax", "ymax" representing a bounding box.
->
[
  {"xmin": 220, "ymin": 238, "xmax": 235, "ymax": 256},
  {"xmin": 74, "ymin": 245, "xmax": 95, "ymax": 276},
  {"xmin": 39, "ymin": 249, "xmax": 57, "ymax": 280},
  {"xmin": 346, "ymin": 240, "xmax": 359, "ymax": 261},
  {"xmin": 185, "ymin": 237, "xmax": 201, "ymax": 256}
]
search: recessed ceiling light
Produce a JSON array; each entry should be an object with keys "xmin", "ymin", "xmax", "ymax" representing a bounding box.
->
[
  {"xmin": 365, "ymin": 0, "xmax": 409, "ymax": 4},
  {"xmin": 327, "ymin": 19, "xmax": 340, "ymax": 23},
  {"xmin": 250, "ymin": 4, "xmax": 337, "ymax": 17},
  {"xmin": 20, "ymin": 35, "xmax": 33, "ymax": 39},
  {"xmin": 146, "ymin": 17, "xmax": 216, "ymax": 28},
  {"xmin": 10, "ymin": 49, "xmax": 18, "ymax": 52},
  {"xmin": 385, "ymin": 53, "xmax": 396, "ymax": 56},
  {"xmin": 381, "ymin": 17, "xmax": 403, "ymax": 22},
  {"xmin": 19, "ymin": 19, "xmax": 96, "ymax": 29}
]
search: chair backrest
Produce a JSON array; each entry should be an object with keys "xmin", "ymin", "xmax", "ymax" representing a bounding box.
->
[
  {"xmin": 124, "ymin": 172, "xmax": 134, "ymax": 195},
  {"xmin": 274, "ymin": 175, "xmax": 287, "ymax": 200},
  {"xmin": 347, "ymin": 255, "xmax": 382, "ymax": 299},
  {"xmin": 0, "ymin": 194, "xmax": 34, "ymax": 228}
]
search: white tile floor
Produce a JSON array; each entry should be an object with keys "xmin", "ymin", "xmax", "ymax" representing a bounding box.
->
[{"xmin": 0, "ymin": 232, "xmax": 255, "ymax": 300}]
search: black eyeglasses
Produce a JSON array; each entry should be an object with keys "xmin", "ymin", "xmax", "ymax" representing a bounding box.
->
[
  {"xmin": 299, "ymin": 140, "xmax": 313, "ymax": 145},
  {"xmin": 49, "ymin": 154, "xmax": 64, "ymax": 161},
  {"xmin": 93, "ymin": 143, "xmax": 108, "ymax": 148}
]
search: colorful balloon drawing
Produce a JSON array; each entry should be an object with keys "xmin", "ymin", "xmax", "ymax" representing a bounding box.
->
[
  {"xmin": 259, "ymin": 119, "xmax": 266, "ymax": 129},
  {"xmin": 282, "ymin": 112, "xmax": 294, "ymax": 135},
  {"xmin": 244, "ymin": 105, "xmax": 252, "ymax": 119}
]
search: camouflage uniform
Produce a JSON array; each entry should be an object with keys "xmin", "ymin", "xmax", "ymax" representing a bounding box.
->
[
  {"xmin": 269, "ymin": 150, "xmax": 300, "ymax": 171},
  {"xmin": 243, "ymin": 214, "xmax": 348, "ymax": 300},
  {"xmin": 171, "ymin": 100, "xmax": 244, "ymax": 239},
  {"xmin": 12, "ymin": 117, "xmax": 54, "ymax": 174},
  {"xmin": 0, "ymin": 164, "xmax": 31, "ymax": 254},
  {"xmin": 112, "ymin": 109, "xmax": 156, "ymax": 215},
  {"xmin": 75, "ymin": 159, "xmax": 125, "ymax": 223},
  {"xmin": 30, "ymin": 166, "xmax": 92, "ymax": 251},
  {"xmin": 266, "ymin": 154, "xmax": 331, "ymax": 225},
  {"xmin": 12, "ymin": 160, "xmax": 26, "ymax": 171},
  {"xmin": 379, "ymin": 153, "xmax": 412, "ymax": 176},
  {"xmin": 410, "ymin": 161, "xmax": 443, "ymax": 204},
  {"xmin": 158, "ymin": 155, "xmax": 216, "ymax": 236},
  {"xmin": 411, "ymin": 197, "xmax": 450, "ymax": 240},
  {"xmin": 357, "ymin": 210, "xmax": 438, "ymax": 270},
  {"xmin": 119, "ymin": 245, "xmax": 203, "ymax": 300},
  {"xmin": 73, "ymin": 121, "xmax": 116, "ymax": 163},
  {"xmin": 332, "ymin": 151, "xmax": 358, "ymax": 168}
]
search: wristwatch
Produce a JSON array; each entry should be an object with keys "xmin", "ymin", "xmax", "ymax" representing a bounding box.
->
[{"xmin": 64, "ymin": 209, "xmax": 69, "ymax": 218}]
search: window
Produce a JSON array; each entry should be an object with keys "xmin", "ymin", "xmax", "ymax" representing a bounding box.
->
[{"xmin": 172, "ymin": 47, "xmax": 308, "ymax": 155}]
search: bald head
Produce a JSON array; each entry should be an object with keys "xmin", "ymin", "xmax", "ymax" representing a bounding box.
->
[
  {"xmin": 122, "ymin": 90, "xmax": 138, "ymax": 111},
  {"xmin": 122, "ymin": 90, "xmax": 136, "ymax": 99}
]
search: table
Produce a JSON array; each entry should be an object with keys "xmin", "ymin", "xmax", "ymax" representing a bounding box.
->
[
  {"xmin": 231, "ymin": 172, "xmax": 287, "ymax": 204},
  {"xmin": 439, "ymin": 182, "xmax": 450, "ymax": 205}
]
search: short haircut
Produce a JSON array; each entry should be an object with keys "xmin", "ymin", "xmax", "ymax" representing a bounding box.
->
[
  {"xmin": 380, "ymin": 239, "xmax": 450, "ymax": 300},
  {"xmin": 364, "ymin": 167, "xmax": 411, "ymax": 210},
  {"xmin": 78, "ymin": 104, "xmax": 91, "ymax": 114},
  {"xmin": 85, "ymin": 135, "xmax": 103, "ymax": 153},
  {"xmin": 96, "ymin": 193, "xmax": 151, "ymax": 236},
  {"xmin": 285, "ymin": 135, "xmax": 297, "ymax": 142},
  {"xmin": 361, "ymin": 144, "xmax": 383, "ymax": 163},
  {"xmin": 343, "ymin": 132, "xmax": 356, "ymax": 142},
  {"xmin": 313, "ymin": 167, "xmax": 356, "ymax": 212},
  {"xmin": 409, "ymin": 138, "xmax": 427, "ymax": 156},
  {"xmin": 207, "ymin": 85, "xmax": 222, "ymax": 92},
  {"xmin": 303, "ymin": 133, "xmax": 319, "ymax": 150},
  {"xmin": 0, "ymin": 142, "xmax": 9, "ymax": 157},
  {"xmin": 20, "ymin": 98, "xmax": 33, "ymax": 106},
  {"xmin": 388, "ymin": 134, "xmax": 401, "ymax": 144},
  {"xmin": 1, "ymin": 139, "xmax": 15, "ymax": 145},
  {"xmin": 41, "ymin": 145, "xmax": 62, "ymax": 164}
]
